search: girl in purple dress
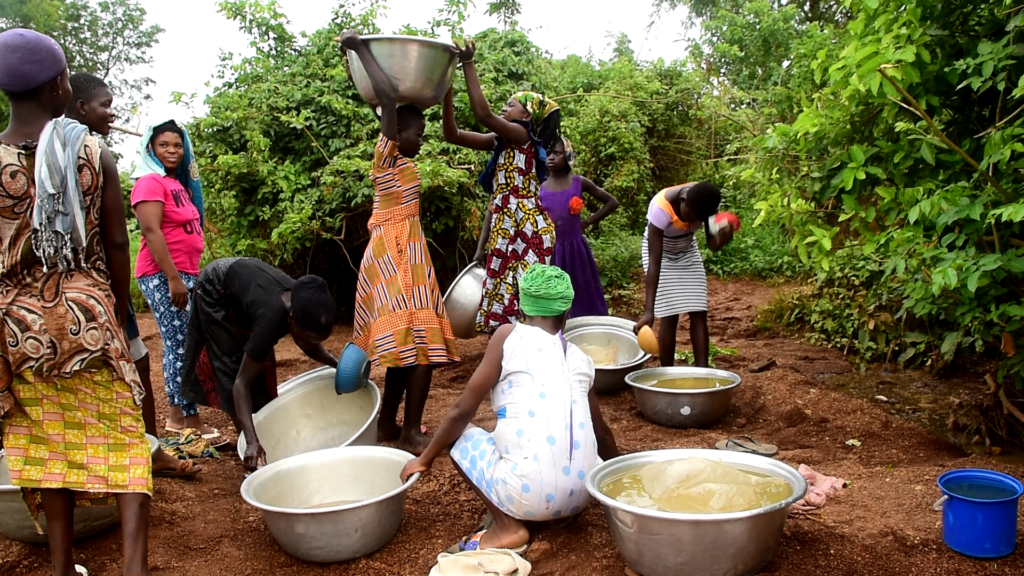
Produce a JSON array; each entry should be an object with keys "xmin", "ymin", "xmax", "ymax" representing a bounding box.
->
[{"xmin": 539, "ymin": 137, "xmax": 618, "ymax": 317}]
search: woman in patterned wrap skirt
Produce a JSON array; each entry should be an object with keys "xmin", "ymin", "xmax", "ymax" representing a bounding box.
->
[{"xmin": 0, "ymin": 28, "xmax": 151, "ymax": 576}]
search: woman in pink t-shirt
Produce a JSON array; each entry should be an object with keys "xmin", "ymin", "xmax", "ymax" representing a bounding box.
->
[{"xmin": 131, "ymin": 120, "xmax": 219, "ymax": 442}]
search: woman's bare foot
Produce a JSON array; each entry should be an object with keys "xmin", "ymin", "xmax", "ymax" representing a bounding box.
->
[
  {"xmin": 378, "ymin": 420, "xmax": 402, "ymax": 442},
  {"xmin": 470, "ymin": 521, "xmax": 530, "ymax": 550},
  {"xmin": 151, "ymin": 449, "xmax": 202, "ymax": 477},
  {"xmin": 397, "ymin": 426, "xmax": 431, "ymax": 456}
]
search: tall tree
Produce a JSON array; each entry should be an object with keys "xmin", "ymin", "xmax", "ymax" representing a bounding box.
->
[{"xmin": 0, "ymin": 0, "xmax": 163, "ymax": 131}]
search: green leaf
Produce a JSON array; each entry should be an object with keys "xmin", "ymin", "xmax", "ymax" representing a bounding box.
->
[
  {"xmin": 904, "ymin": 332, "xmax": 928, "ymax": 343},
  {"xmin": 940, "ymin": 331, "xmax": 959, "ymax": 359},
  {"xmin": 909, "ymin": 205, "xmax": 920, "ymax": 223},
  {"xmin": 945, "ymin": 268, "xmax": 958, "ymax": 288},
  {"xmin": 1008, "ymin": 12, "xmax": 1023, "ymax": 31},
  {"xmin": 920, "ymin": 141, "xmax": 936, "ymax": 165},
  {"xmin": 967, "ymin": 270, "xmax": 981, "ymax": 293},
  {"xmin": 843, "ymin": 167, "xmax": 856, "ymax": 190},
  {"xmin": 850, "ymin": 145, "xmax": 866, "ymax": 165},
  {"xmin": 897, "ymin": 348, "xmax": 917, "ymax": 365},
  {"xmin": 983, "ymin": 60, "xmax": 994, "ymax": 78}
]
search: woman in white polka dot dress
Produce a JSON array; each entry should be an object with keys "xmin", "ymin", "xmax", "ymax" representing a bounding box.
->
[{"xmin": 402, "ymin": 265, "xmax": 619, "ymax": 552}]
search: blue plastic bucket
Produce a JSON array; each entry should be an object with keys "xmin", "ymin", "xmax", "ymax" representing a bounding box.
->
[{"xmin": 937, "ymin": 468, "xmax": 1023, "ymax": 558}]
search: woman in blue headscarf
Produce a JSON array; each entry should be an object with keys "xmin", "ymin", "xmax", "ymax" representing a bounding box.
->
[{"xmin": 130, "ymin": 120, "xmax": 221, "ymax": 443}]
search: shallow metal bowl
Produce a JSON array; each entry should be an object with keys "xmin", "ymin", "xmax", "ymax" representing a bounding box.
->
[
  {"xmin": 240, "ymin": 445, "xmax": 419, "ymax": 563},
  {"xmin": 625, "ymin": 367, "xmax": 741, "ymax": 428},
  {"xmin": 586, "ymin": 449, "xmax": 807, "ymax": 576},
  {"xmin": 347, "ymin": 35, "xmax": 458, "ymax": 107},
  {"xmin": 443, "ymin": 262, "xmax": 486, "ymax": 340},
  {"xmin": 237, "ymin": 367, "xmax": 381, "ymax": 464},
  {"xmin": 564, "ymin": 323, "xmax": 650, "ymax": 395},
  {"xmin": 1, "ymin": 450, "xmax": 120, "ymax": 543}
]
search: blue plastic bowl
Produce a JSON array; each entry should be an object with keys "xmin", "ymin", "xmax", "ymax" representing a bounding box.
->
[
  {"xmin": 335, "ymin": 342, "xmax": 370, "ymax": 395},
  {"xmin": 937, "ymin": 468, "xmax": 1023, "ymax": 559}
]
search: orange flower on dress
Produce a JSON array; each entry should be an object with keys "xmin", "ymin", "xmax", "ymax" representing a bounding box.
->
[{"xmin": 569, "ymin": 196, "xmax": 584, "ymax": 215}]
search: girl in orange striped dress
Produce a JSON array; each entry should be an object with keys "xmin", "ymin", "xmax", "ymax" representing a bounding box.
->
[{"xmin": 342, "ymin": 31, "xmax": 460, "ymax": 455}]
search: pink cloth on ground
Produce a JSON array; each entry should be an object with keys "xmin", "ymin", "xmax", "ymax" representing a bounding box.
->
[
  {"xmin": 791, "ymin": 464, "xmax": 846, "ymax": 512},
  {"xmin": 131, "ymin": 173, "xmax": 204, "ymax": 277}
]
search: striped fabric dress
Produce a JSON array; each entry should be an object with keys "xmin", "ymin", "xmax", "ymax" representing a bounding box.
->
[
  {"xmin": 353, "ymin": 134, "xmax": 460, "ymax": 367},
  {"xmin": 640, "ymin": 184, "xmax": 708, "ymax": 316}
]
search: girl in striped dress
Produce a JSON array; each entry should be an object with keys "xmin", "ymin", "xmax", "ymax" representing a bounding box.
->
[
  {"xmin": 343, "ymin": 32, "xmax": 459, "ymax": 455},
  {"xmin": 635, "ymin": 183, "xmax": 733, "ymax": 367}
]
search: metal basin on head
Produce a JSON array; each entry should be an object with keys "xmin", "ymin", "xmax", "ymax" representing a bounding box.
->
[
  {"xmin": 347, "ymin": 35, "xmax": 458, "ymax": 108},
  {"xmin": 586, "ymin": 448, "xmax": 808, "ymax": 576},
  {"xmin": 237, "ymin": 367, "xmax": 381, "ymax": 464}
]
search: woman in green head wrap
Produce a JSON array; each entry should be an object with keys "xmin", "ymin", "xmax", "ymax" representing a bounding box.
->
[
  {"xmin": 443, "ymin": 39, "xmax": 560, "ymax": 335},
  {"xmin": 401, "ymin": 263, "xmax": 620, "ymax": 553}
]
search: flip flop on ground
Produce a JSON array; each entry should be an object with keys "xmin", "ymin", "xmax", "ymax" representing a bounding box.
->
[
  {"xmin": 154, "ymin": 459, "xmax": 203, "ymax": 478},
  {"xmin": 75, "ymin": 565, "xmax": 89, "ymax": 575},
  {"xmin": 715, "ymin": 435, "xmax": 778, "ymax": 456},
  {"xmin": 446, "ymin": 529, "xmax": 529, "ymax": 555}
]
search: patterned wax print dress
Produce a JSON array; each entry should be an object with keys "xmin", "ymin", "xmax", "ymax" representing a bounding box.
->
[
  {"xmin": 353, "ymin": 134, "xmax": 460, "ymax": 367},
  {"xmin": 0, "ymin": 137, "xmax": 152, "ymax": 525}
]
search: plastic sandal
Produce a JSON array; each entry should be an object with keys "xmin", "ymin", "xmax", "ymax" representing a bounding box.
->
[
  {"xmin": 75, "ymin": 565, "xmax": 89, "ymax": 576},
  {"xmin": 715, "ymin": 435, "xmax": 778, "ymax": 456},
  {"xmin": 448, "ymin": 529, "xmax": 529, "ymax": 555}
]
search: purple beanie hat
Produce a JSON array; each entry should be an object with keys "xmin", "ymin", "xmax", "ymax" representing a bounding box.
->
[{"xmin": 0, "ymin": 28, "xmax": 67, "ymax": 93}]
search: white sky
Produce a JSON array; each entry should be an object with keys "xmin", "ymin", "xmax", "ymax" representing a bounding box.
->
[{"xmin": 113, "ymin": 0, "xmax": 695, "ymax": 158}]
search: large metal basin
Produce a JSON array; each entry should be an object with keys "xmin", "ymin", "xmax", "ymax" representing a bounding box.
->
[
  {"xmin": 625, "ymin": 367, "xmax": 741, "ymax": 428},
  {"xmin": 443, "ymin": 262, "xmax": 486, "ymax": 339},
  {"xmin": 240, "ymin": 446, "xmax": 419, "ymax": 563},
  {"xmin": 1, "ymin": 450, "xmax": 120, "ymax": 543},
  {"xmin": 237, "ymin": 367, "xmax": 381, "ymax": 464},
  {"xmin": 347, "ymin": 35, "xmax": 458, "ymax": 107},
  {"xmin": 564, "ymin": 323, "xmax": 650, "ymax": 395},
  {"xmin": 586, "ymin": 449, "xmax": 807, "ymax": 576}
]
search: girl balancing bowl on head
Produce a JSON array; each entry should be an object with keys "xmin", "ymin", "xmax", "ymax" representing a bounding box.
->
[
  {"xmin": 442, "ymin": 39, "xmax": 560, "ymax": 335},
  {"xmin": 633, "ymin": 183, "xmax": 739, "ymax": 367},
  {"xmin": 539, "ymin": 136, "xmax": 619, "ymax": 318},
  {"xmin": 341, "ymin": 31, "xmax": 460, "ymax": 456}
]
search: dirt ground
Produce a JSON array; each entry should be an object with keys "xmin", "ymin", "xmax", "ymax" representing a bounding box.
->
[{"xmin": 3, "ymin": 277, "xmax": 1023, "ymax": 576}]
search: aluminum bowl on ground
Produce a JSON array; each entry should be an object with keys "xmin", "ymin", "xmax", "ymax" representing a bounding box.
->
[
  {"xmin": 625, "ymin": 366, "xmax": 741, "ymax": 428},
  {"xmin": 346, "ymin": 35, "xmax": 458, "ymax": 107},
  {"xmin": 563, "ymin": 322, "xmax": 651, "ymax": 395},
  {"xmin": 443, "ymin": 262, "xmax": 486, "ymax": 340},
  {"xmin": 237, "ymin": 367, "xmax": 381, "ymax": 464},
  {"xmin": 586, "ymin": 448, "xmax": 807, "ymax": 576},
  {"xmin": 240, "ymin": 445, "xmax": 419, "ymax": 563},
  {"xmin": 1, "ymin": 450, "xmax": 120, "ymax": 543}
]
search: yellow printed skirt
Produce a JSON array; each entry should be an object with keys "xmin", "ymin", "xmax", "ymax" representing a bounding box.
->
[
  {"xmin": 1, "ymin": 368, "xmax": 152, "ymax": 522},
  {"xmin": 353, "ymin": 210, "xmax": 460, "ymax": 368}
]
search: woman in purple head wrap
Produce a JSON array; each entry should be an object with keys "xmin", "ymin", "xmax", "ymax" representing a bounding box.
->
[{"xmin": 0, "ymin": 29, "xmax": 152, "ymax": 576}]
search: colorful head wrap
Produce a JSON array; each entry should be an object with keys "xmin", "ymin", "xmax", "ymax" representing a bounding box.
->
[
  {"xmin": 519, "ymin": 264, "xmax": 574, "ymax": 318},
  {"xmin": 0, "ymin": 29, "xmax": 67, "ymax": 94},
  {"xmin": 513, "ymin": 91, "xmax": 559, "ymax": 130}
]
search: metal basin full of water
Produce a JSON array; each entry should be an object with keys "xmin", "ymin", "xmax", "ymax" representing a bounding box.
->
[
  {"xmin": 564, "ymin": 323, "xmax": 651, "ymax": 395},
  {"xmin": 347, "ymin": 35, "xmax": 458, "ymax": 108},
  {"xmin": 625, "ymin": 366, "xmax": 741, "ymax": 428},
  {"xmin": 1, "ymin": 450, "xmax": 120, "ymax": 543},
  {"xmin": 237, "ymin": 367, "xmax": 381, "ymax": 464},
  {"xmin": 586, "ymin": 449, "xmax": 807, "ymax": 576},
  {"xmin": 240, "ymin": 445, "xmax": 419, "ymax": 563}
]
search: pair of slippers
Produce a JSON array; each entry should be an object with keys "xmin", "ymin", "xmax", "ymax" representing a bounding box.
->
[
  {"xmin": 715, "ymin": 435, "xmax": 778, "ymax": 456},
  {"xmin": 153, "ymin": 459, "xmax": 202, "ymax": 478},
  {"xmin": 164, "ymin": 426, "xmax": 230, "ymax": 449}
]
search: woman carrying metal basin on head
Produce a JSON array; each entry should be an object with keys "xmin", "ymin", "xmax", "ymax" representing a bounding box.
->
[
  {"xmin": 179, "ymin": 257, "xmax": 338, "ymax": 471},
  {"xmin": 341, "ymin": 31, "xmax": 460, "ymax": 456}
]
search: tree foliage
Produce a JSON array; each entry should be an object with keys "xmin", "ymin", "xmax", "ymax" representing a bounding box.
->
[
  {"xmin": 191, "ymin": 0, "xmax": 754, "ymax": 315},
  {"xmin": 0, "ymin": 0, "xmax": 162, "ymax": 130}
]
